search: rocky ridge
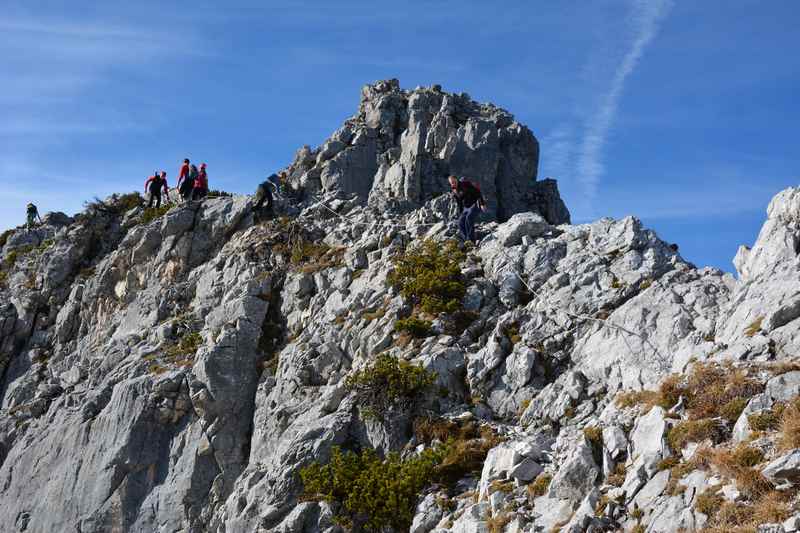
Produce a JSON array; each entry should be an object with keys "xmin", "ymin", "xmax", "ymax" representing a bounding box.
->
[{"xmin": 1, "ymin": 81, "xmax": 800, "ymax": 533}]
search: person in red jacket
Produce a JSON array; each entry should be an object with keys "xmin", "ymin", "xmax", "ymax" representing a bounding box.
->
[
  {"xmin": 177, "ymin": 158, "xmax": 193, "ymax": 200},
  {"xmin": 193, "ymin": 163, "xmax": 208, "ymax": 201},
  {"xmin": 144, "ymin": 171, "xmax": 169, "ymax": 208}
]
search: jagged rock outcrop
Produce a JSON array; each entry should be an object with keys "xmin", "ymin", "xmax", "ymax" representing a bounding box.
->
[
  {"xmin": 2, "ymin": 82, "xmax": 800, "ymax": 533},
  {"xmin": 283, "ymin": 79, "xmax": 570, "ymax": 224}
]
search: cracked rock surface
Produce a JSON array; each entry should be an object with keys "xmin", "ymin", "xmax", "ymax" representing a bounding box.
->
[{"xmin": 2, "ymin": 80, "xmax": 800, "ymax": 533}]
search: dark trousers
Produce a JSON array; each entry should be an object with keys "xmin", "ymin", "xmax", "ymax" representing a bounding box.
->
[
  {"xmin": 192, "ymin": 188, "xmax": 207, "ymax": 201},
  {"xmin": 148, "ymin": 191, "xmax": 162, "ymax": 208},
  {"xmin": 458, "ymin": 204, "xmax": 481, "ymax": 243}
]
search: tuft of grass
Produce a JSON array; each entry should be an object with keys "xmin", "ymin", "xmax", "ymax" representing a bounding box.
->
[
  {"xmin": 695, "ymin": 490, "xmax": 724, "ymax": 517},
  {"xmin": 487, "ymin": 512, "xmax": 512, "ymax": 533},
  {"xmin": 778, "ymin": 399, "xmax": 800, "ymax": 451},
  {"xmin": 607, "ymin": 462, "xmax": 627, "ymax": 487},
  {"xmin": 617, "ymin": 362, "xmax": 763, "ymax": 425},
  {"xmin": 362, "ymin": 307, "xmax": 386, "ymax": 322},
  {"xmin": 527, "ymin": 473, "xmax": 552, "ymax": 498},
  {"xmin": 657, "ymin": 456, "xmax": 680, "ymax": 471},
  {"xmin": 488, "ymin": 480, "xmax": 514, "ymax": 495},
  {"xmin": 667, "ymin": 419, "xmax": 726, "ymax": 451},
  {"xmin": 720, "ymin": 397, "xmax": 749, "ymax": 424},
  {"xmin": 766, "ymin": 360, "xmax": 800, "ymax": 376},
  {"xmin": 744, "ymin": 316, "xmax": 764, "ymax": 337},
  {"xmin": 504, "ymin": 323, "xmax": 521, "ymax": 345},
  {"xmin": 387, "ymin": 239, "xmax": 466, "ymax": 315},
  {"xmin": 702, "ymin": 491, "xmax": 791, "ymax": 532},
  {"xmin": 434, "ymin": 425, "xmax": 504, "ymax": 485}
]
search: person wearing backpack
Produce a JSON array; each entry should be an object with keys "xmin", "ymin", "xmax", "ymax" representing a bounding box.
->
[
  {"xmin": 192, "ymin": 163, "xmax": 208, "ymax": 201},
  {"xmin": 254, "ymin": 174, "xmax": 277, "ymax": 212},
  {"xmin": 449, "ymin": 175, "xmax": 486, "ymax": 244},
  {"xmin": 144, "ymin": 171, "xmax": 169, "ymax": 208},
  {"xmin": 26, "ymin": 203, "xmax": 42, "ymax": 228},
  {"xmin": 177, "ymin": 159, "xmax": 194, "ymax": 201}
]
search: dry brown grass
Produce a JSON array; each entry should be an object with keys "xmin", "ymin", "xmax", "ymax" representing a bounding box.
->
[
  {"xmin": 667, "ymin": 419, "xmax": 726, "ymax": 450},
  {"xmin": 607, "ymin": 462, "xmax": 626, "ymax": 487},
  {"xmin": 697, "ymin": 444, "xmax": 771, "ymax": 500},
  {"xmin": 488, "ymin": 480, "xmax": 514, "ymax": 495},
  {"xmin": 743, "ymin": 316, "xmax": 764, "ymax": 337},
  {"xmin": 487, "ymin": 512, "xmax": 512, "ymax": 533},
  {"xmin": 766, "ymin": 359, "xmax": 800, "ymax": 375},
  {"xmin": 415, "ymin": 418, "xmax": 504, "ymax": 486},
  {"xmin": 748, "ymin": 406, "xmax": 784, "ymax": 432},
  {"xmin": 695, "ymin": 490, "xmax": 724, "ymax": 516},
  {"xmin": 527, "ymin": 473, "xmax": 552, "ymax": 498},
  {"xmin": 778, "ymin": 400, "xmax": 800, "ymax": 451},
  {"xmin": 615, "ymin": 362, "xmax": 762, "ymax": 424},
  {"xmin": 701, "ymin": 491, "xmax": 791, "ymax": 532}
]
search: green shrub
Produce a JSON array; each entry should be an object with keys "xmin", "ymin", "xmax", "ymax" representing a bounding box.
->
[
  {"xmin": 115, "ymin": 192, "xmax": 144, "ymax": 213},
  {"xmin": 720, "ymin": 397, "xmax": 749, "ymax": 423},
  {"xmin": 300, "ymin": 446, "xmax": 443, "ymax": 531},
  {"xmin": 0, "ymin": 229, "xmax": 13, "ymax": 248},
  {"xmin": 159, "ymin": 330, "xmax": 203, "ymax": 368},
  {"xmin": 345, "ymin": 354, "xmax": 436, "ymax": 418},
  {"xmin": 206, "ymin": 190, "xmax": 232, "ymax": 198},
  {"xmin": 36, "ymin": 239, "xmax": 54, "ymax": 253},
  {"xmin": 141, "ymin": 205, "xmax": 172, "ymax": 225},
  {"xmin": 395, "ymin": 316, "xmax": 433, "ymax": 338},
  {"xmin": 749, "ymin": 406, "xmax": 783, "ymax": 432},
  {"xmin": 388, "ymin": 239, "xmax": 466, "ymax": 314},
  {"xmin": 4, "ymin": 250, "xmax": 18, "ymax": 268}
]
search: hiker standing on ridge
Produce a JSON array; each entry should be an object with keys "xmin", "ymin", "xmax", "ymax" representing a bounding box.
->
[
  {"xmin": 26, "ymin": 203, "xmax": 42, "ymax": 228},
  {"xmin": 449, "ymin": 175, "xmax": 486, "ymax": 244},
  {"xmin": 177, "ymin": 159, "xmax": 194, "ymax": 201},
  {"xmin": 192, "ymin": 163, "xmax": 208, "ymax": 201},
  {"xmin": 144, "ymin": 171, "xmax": 169, "ymax": 208}
]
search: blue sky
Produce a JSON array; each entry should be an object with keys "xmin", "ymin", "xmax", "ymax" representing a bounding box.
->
[{"xmin": 1, "ymin": 1, "xmax": 798, "ymax": 272}]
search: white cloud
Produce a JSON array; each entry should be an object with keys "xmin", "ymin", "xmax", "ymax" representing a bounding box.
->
[{"xmin": 576, "ymin": 0, "xmax": 673, "ymax": 213}]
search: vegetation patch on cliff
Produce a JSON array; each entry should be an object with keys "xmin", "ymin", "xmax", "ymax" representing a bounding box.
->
[
  {"xmin": 301, "ymin": 446, "xmax": 443, "ymax": 531},
  {"xmin": 345, "ymin": 354, "xmax": 436, "ymax": 418},
  {"xmin": 388, "ymin": 238, "xmax": 466, "ymax": 315}
]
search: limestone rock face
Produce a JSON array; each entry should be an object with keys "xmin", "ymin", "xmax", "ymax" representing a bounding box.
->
[
  {"xmin": 4, "ymin": 93, "xmax": 800, "ymax": 533},
  {"xmin": 284, "ymin": 79, "xmax": 570, "ymax": 224}
]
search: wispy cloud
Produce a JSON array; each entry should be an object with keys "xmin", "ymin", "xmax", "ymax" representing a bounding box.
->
[
  {"xmin": 576, "ymin": 0, "xmax": 673, "ymax": 212},
  {"xmin": 540, "ymin": 124, "xmax": 574, "ymax": 180}
]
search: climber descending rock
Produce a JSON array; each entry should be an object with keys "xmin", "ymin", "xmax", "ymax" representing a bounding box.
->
[
  {"xmin": 253, "ymin": 174, "xmax": 278, "ymax": 212},
  {"xmin": 449, "ymin": 175, "xmax": 486, "ymax": 243}
]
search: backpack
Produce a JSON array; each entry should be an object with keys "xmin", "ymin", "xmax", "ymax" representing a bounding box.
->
[
  {"xmin": 27, "ymin": 203, "xmax": 36, "ymax": 214},
  {"xmin": 460, "ymin": 178, "xmax": 481, "ymax": 193},
  {"xmin": 189, "ymin": 165, "xmax": 199, "ymax": 180}
]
